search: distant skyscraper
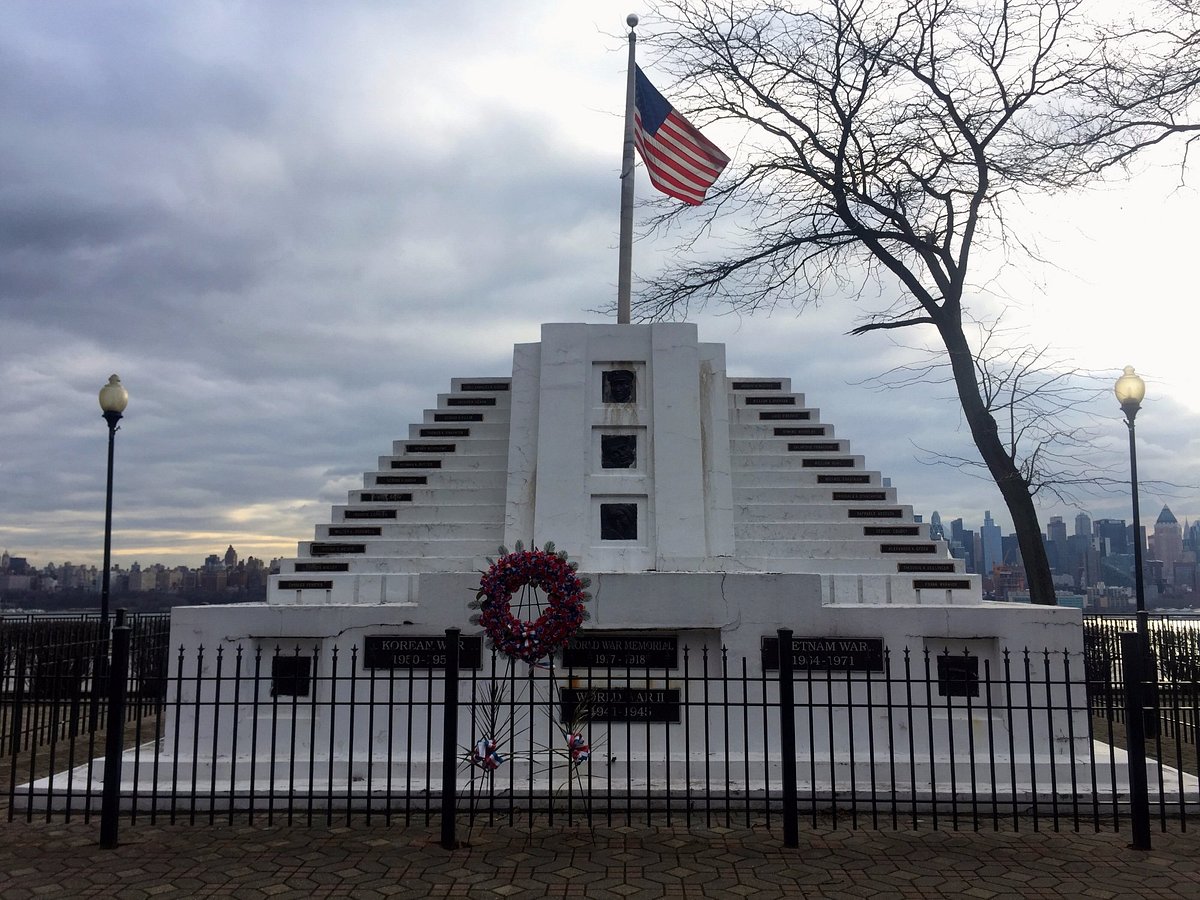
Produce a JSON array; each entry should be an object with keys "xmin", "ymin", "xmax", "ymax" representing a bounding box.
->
[
  {"xmin": 1093, "ymin": 518, "xmax": 1128, "ymax": 556},
  {"xmin": 224, "ymin": 544, "xmax": 238, "ymax": 569},
  {"xmin": 1074, "ymin": 512, "xmax": 1092, "ymax": 538},
  {"xmin": 1046, "ymin": 516, "xmax": 1067, "ymax": 547},
  {"xmin": 929, "ymin": 511, "xmax": 945, "ymax": 542},
  {"xmin": 1152, "ymin": 505, "xmax": 1184, "ymax": 583},
  {"xmin": 981, "ymin": 510, "xmax": 1002, "ymax": 576}
]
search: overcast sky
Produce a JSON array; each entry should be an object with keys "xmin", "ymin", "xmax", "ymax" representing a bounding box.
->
[{"xmin": 3, "ymin": 1, "xmax": 1199, "ymax": 569}]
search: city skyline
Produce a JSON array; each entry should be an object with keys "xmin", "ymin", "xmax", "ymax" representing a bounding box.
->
[{"xmin": 2, "ymin": 2, "xmax": 1199, "ymax": 570}]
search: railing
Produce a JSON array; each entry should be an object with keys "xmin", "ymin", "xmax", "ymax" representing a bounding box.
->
[
  {"xmin": 0, "ymin": 613, "xmax": 170, "ymax": 754},
  {"xmin": 5, "ymin": 624, "xmax": 1196, "ymax": 851}
]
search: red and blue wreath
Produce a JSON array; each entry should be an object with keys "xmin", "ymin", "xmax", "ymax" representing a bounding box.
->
[{"xmin": 472, "ymin": 541, "xmax": 590, "ymax": 665}]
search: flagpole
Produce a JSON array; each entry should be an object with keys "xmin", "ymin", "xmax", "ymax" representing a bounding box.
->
[{"xmin": 617, "ymin": 13, "xmax": 638, "ymax": 325}]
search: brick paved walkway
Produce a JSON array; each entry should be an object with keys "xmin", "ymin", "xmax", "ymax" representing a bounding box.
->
[{"xmin": 2, "ymin": 816, "xmax": 1199, "ymax": 898}]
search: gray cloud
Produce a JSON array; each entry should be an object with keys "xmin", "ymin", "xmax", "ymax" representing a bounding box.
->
[{"xmin": 1, "ymin": 1, "xmax": 1196, "ymax": 569}]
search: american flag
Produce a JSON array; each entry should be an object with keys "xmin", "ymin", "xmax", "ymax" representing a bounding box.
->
[{"xmin": 633, "ymin": 66, "xmax": 729, "ymax": 206}]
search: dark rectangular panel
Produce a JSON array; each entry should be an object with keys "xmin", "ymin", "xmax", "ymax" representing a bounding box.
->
[
  {"xmin": 898, "ymin": 562, "xmax": 958, "ymax": 573},
  {"xmin": 863, "ymin": 526, "xmax": 920, "ymax": 536},
  {"xmin": 434, "ymin": 413, "xmax": 484, "ymax": 422},
  {"xmin": 344, "ymin": 509, "xmax": 397, "ymax": 519},
  {"xmin": 745, "ymin": 396, "xmax": 796, "ymax": 405},
  {"xmin": 759, "ymin": 411, "xmax": 811, "ymax": 420},
  {"xmin": 773, "ymin": 427, "xmax": 825, "ymax": 436},
  {"xmin": 309, "ymin": 543, "xmax": 366, "ymax": 556},
  {"xmin": 731, "ymin": 380, "xmax": 782, "ymax": 390},
  {"xmin": 328, "ymin": 526, "xmax": 382, "ymax": 536},
  {"xmin": 294, "ymin": 562, "xmax": 350, "ymax": 572},
  {"xmin": 277, "ymin": 580, "xmax": 333, "ymax": 590},
  {"xmin": 363, "ymin": 635, "xmax": 483, "ymax": 669},
  {"xmin": 761, "ymin": 636, "xmax": 885, "ymax": 672},
  {"xmin": 561, "ymin": 687, "xmax": 680, "ymax": 723},
  {"xmin": 460, "ymin": 382, "xmax": 510, "ymax": 392},
  {"xmin": 562, "ymin": 633, "xmax": 678, "ymax": 669},
  {"xmin": 419, "ymin": 428, "xmax": 470, "ymax": 437},
  {"xmin": 447, "ymin": 397, "xmax": 496, "ymax": 406}
]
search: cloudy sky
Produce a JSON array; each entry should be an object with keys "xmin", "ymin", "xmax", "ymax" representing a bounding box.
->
[{"xmin": 2, "ymin": 0, "xmax": 1198, "ymax": 569}]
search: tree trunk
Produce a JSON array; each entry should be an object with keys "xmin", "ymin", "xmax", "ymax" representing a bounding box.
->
[{"xmin": 940, "ymin": 320, "xmax": 1058, "ymax": 605}]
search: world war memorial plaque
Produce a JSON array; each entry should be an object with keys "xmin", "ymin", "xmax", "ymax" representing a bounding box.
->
[{"xmin": 562, "ymin": 633, "xmax": 678, "ymax": 669}]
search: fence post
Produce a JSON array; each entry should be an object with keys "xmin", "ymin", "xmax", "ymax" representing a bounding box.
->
[
  {"xmin": 777, "ymin": 628, "xmax": 799, "ymax": 849},
  {"xmin": 1120, "ymin": 631, "xmax": 1152, "ymax": 851},
  {"xmin": 99, "ymin": 610, "xmax": 131, "ymax": 849},
  {"xmin": 440, "ymin": 627, "xmax": 461, "ymax": 850},
  {"xmin": 10, "ymin": 647, "xmax": 27, "ymax": 758}
]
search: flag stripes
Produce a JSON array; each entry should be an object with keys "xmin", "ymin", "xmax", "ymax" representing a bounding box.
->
[{"xmin": 633, "ymin": 66, "xmax": 729, "ymax": 205}]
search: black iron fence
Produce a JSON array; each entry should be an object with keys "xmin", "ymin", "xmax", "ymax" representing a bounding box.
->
[
  {"xmin": 0, "ymin": 612, "xmax": 170, "ymax": 755},
  {"xmin": 5, "ymin": 621, "xmax": 1197, "ymax": 850}
]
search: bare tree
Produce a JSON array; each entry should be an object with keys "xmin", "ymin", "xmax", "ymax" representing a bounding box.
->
[{"xmin": 636, "ymin": 0, "xmax": 1200, "ymax": 604}]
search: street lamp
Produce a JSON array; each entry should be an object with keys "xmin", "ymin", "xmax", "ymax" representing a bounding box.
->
[
  {"xmin": 98, "ymin": 374, "xmax": 128, "ymax": 626},
  {"xmin": 1114, "ymin": 366, "xmax": 1148, "ymax": 650}
]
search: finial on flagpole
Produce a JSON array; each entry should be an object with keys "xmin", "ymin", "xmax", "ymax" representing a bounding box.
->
[{"xmin": 627, "ymin": 13, "xmax": 639, "ymax": 29}]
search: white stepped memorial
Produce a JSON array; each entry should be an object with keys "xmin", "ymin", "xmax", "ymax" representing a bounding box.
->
[{"xmin": 133, "ymin": 323, "xmax": 1102, "ymax": 805}]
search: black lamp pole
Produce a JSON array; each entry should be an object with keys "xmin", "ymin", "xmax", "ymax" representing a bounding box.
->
[
  {"xmin": 98, "ymin": 375, "xmax": 128, "ymax": 627},
  {"xmin": 1115, "ymin": 366, "xmax": 1149, "ymax": 653}
]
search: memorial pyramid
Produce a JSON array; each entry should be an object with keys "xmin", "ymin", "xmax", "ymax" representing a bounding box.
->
[{"xmin": 269, "ymin": 323, "xmax": 980, "ymax": 609}]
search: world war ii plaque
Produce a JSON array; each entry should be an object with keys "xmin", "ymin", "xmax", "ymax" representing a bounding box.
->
[
  {"xmin": 762, "ymin": 636, "xmax": 885, "ymax": 672},
  {"xmin": 562, "ymin": 632, "xmax": 678, "ymax": 669},
  {"xmin": 363, "ymin": 634, "xmax": 483, "ymax": 670},
  {"xmin": 561, "ymin": 687, "xmax": 681, "ymax": 723}
]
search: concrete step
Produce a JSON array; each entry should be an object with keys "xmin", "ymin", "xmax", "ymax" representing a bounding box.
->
[
  {"xmin": 449, "ymin": 377, "xmax": 511, "ymax": 393},
  {"xmin": 375, "ymin": 456, "xmax": 508, "ymax": 473},
  {"xmin": 420, "ymin": 408, "xmax": 510, "ymax": 426},
  {"xmin": 297, "ymin": 538, "xmax": 504, "ymax": 559},
  {"xmin": 734, "ymin": 486, "xmax": 894, "ymax": 504},
  {"xmin": 726, "ymin": 377, "xmax": 793, "ymax": 393},
  {"xmin": 367, "ymin": 468, "xmax": 509, "ymax": 488},
  {"xmin": 435, "ymin": 391, "xmax": 512, "ymax": 409},
  {"xmin": 406, "ymin": 422, "xmax": 511, "ymax": 440},
  {"xmin": 735, "ymin": 522, "xmax": 928, "ymax": 541},
  {"xmin": 315, "ymin": 521, "xmax": 505, "ymax": 541},
  {"xmin": 729, "ymin": 422, "xmax": 835, "ymax": 439},
  {"xmin": 389, "ymin": 438, "xmax": 509, "ymax": 456},
  {"xmin": 730, "ymin": 454, "xmax": 866, "ymax": 471},
  {"xmin": 733, "ymin": 537, "xmax": 945, "ymax": 559},
  {"xmin": 735, "ymin": 503, "xmax": 913, "ymax": 523},
  {"xmin": 728, "ymin": 406, "xmax": 823, "ymax": 425},
  {"xmin": 724, "ymin": 472, "xmax": 888, "ymax": 494},
  {"xmin": 334, "ymin": 503, "xmax": 505, "ymax": 524},
  {"xmin": 355, "ymin": 485, "xmax": 508, "ymax": 504},
  {"xmin": 276, "ymin": 561, "xmax": 482, "ymax": 580},
  {"xmin": 730, "ymin": 437, "xmax": 851, "ymax": 454},
  {"xmin": 729, "ymin": 393, "xmax": 807, "ymax": 410},
  {"xmin": 732, "ymin": 556, "xmax": 962, "ymax": 575}
]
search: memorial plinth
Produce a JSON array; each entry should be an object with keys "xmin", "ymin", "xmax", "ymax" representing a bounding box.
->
[{"xmin": 156, "ymin": 322, "xmax": 1085, "ymax": 799}]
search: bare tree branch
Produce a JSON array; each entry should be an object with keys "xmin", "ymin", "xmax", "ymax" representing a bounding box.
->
[{"xmin": 637, "ymin": 0, "xmax": 1200, "ymax": 604}]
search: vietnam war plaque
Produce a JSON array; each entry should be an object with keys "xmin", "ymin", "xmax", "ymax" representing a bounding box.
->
[
  {"xmin": 363, "ymin": 635, "xmax": 483, "ymax": 670},
  {"xmin": 762, "ymin": 636, "xmax": 885, "ymax": 672},
  {"xmin": 562, "ymin": 633, "xmax": 678, "ymax": 669},
  {"xmin": 561, "ymin": 687, "xmax": 681, "ymax": 723}
]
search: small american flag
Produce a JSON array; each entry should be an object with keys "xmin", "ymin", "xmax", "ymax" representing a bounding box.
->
[{"xmin": 633, "ymin": 66, "xmax": 729, "ymax": 205}]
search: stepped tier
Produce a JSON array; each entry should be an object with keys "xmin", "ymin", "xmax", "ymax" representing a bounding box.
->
[{"xmin": 268, "ymin": 325, "xmax": 979, "ymax": 608}]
